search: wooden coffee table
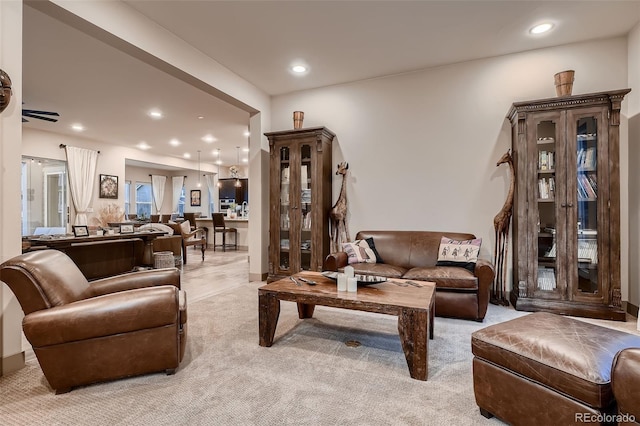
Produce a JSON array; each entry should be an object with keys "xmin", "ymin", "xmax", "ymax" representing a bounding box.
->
[{"xmin": 258, "ymin": 272, "xmax": 436, "ymax": 380}]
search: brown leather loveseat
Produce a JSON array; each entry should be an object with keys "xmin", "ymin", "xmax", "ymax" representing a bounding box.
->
[
  {"xmin": 324, "ymin": 230, "xmax": 495, "ymax": 321},
  {"xmin": 0, "ymin": 249, "xmax": 187, "ymax": 394}
]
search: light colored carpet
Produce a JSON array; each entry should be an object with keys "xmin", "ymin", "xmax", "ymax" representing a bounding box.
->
[{"xmin": 1, "ymin": 265, "xmax": 638, "ymax": 425}]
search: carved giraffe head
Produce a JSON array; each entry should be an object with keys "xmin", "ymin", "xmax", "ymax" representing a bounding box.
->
[
  {"xmin": 336, "ymin": 162, "xmax": 349, "ymax": 175},
  {"xmin": 496, "ymin": 150, "xmax": 512, "ymax": 167}
]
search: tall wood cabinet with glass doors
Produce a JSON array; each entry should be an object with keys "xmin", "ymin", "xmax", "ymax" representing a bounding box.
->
[
  {"xmin": 265, "ymin": 127, "xmax": 335, "ymax": 282},
  {"xmin": 508, "ymin": 89, "xmax": 630, "ymax": 320}
]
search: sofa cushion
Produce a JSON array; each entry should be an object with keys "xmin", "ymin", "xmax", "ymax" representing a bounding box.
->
[
  {"xmin": 404, "ymin": 266, "xmax": 477, "ymax": 290},
  {"xmin": 342, "ymin": 262, "xmax": 407, "ymax": 279},
  {"xmin": 436, "ymin": 236, "xmax": 482, "ymax": 272},
  {"xmin": 343, "ymin": 239, "xmax": 377, "ymax": 264}
]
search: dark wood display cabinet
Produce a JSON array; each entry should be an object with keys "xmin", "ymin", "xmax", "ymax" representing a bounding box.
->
[
  {"xmin": 508, "ymin": 89, "xmax": 630, "ymax": 320},
  {"xmin": 265, "ymin": 127, "xmax": 335, "ymax": 282}
]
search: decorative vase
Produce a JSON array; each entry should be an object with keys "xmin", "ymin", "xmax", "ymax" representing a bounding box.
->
[
  {"xmin": 293, "ymin": 111, "xmax": 304, "ymax": 129},
  {"xmin": 554, "ymin": 70, "xmax": 575, "ymax": 97}
]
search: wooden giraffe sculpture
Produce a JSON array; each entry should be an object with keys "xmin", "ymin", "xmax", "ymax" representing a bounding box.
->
[
  {"xmin": 329, "ymin": 162, "xmax": 350, "ymax": 253},
  {"xmin": 492, "ymin": 150, "xmax": 514, "ymax": 306}
]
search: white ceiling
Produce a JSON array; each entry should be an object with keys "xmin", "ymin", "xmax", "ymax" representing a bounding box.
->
[{"xmin": 22, "ymin": 1, "xmax": 640, "ymax": 169}]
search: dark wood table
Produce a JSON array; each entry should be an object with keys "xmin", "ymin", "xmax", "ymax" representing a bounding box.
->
[
  {"xmin": 258, "ymin": 272, "xmax": 436, "ymax": 380},
  {"xmin": 26, "ymin": 230, "xmax": 167, "ymax": 265}
]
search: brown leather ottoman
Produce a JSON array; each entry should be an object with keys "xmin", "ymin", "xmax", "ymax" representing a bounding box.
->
[{"xmin": 471, "ymin": 312, "xmax": 640, "ymax": 425}]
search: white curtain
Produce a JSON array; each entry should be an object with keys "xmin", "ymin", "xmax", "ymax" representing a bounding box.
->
[
  {"xmin": 64, "ymin": 146, "xmax": 99, "ymax": 225},
  {"xmin": 205, "ymin": 174, "xmax": 216, "ymax": 214},
  {"xmin": 151, "ymin": 174, "xmax": 166, "ymax": 213},
  {"xmin": 172, "ymin": 176, "xmax": 185, "ymax": 211}
]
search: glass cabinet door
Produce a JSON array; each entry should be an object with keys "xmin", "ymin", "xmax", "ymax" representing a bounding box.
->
[
  {"xmin": 299, "ymin": 144, "xmax": 313, "ymax": 271},
  {"xmin": 567, "ymin": 109, "xmax": 607, "ymax": 303},
  {"xmin": 533, "ymin": 115, "xmax": 566, "ymax": 299},
  {"xmin": 278, "ymin": 146, "xmax": 291, "ymax": 272}
]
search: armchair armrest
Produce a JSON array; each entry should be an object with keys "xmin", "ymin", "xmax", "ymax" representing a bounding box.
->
[
  {"xmin": 90, "ymin": 267, "xmax": 181, "ymax": 296},
  {"xmin": 324, "ymin": 252, "xmax": 348, "ymax": 271},
  {"xmin": 612, "ymin": 348, "xmax": 640, "ymax": 420},
  {"xmin": 474, "ymin": 258, "xmax": 495, "ymax": 320},
  {"xmin": 23, "ymin": 286, "xmax": 181, "ymax": 347}
]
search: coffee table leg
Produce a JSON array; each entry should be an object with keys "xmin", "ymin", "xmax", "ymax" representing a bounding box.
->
[
  {"xmin": 297, "ymin": 303, "xmax": 315, "ymax": 319},
  {"xmin": 259, "ymin": 292, "xmax": 280, "ymax": 347},
  {"xmin": 430, "ymin": 306, "xmax": 434, "ymax": 340},
  {"xmin": 398, "ymin": 307, "xmax": 429, "ymax": 381}
]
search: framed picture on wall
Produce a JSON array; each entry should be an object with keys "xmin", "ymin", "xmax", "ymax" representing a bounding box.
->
[
  {"xmin": 190, "ymin": 190, "xmax": 201, "ymax": 206},
  {"xmin": 99, "ymin": 174, "xmax": 118, "ymax": 199}
]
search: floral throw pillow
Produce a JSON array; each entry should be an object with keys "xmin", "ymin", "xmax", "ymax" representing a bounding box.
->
[
  {"xmin": 436, "ymin": 236, "xmax": 482, "ymax": 272},
  {"xmin": 343, "ymin": 239, "xmax": 378, "ymax": 264}
]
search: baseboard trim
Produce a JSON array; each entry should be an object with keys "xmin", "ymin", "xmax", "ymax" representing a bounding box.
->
[
  {"xmin": 249, "ymin": 272, "xmax": 268, "ymax": 282},
  {"xmin": 626, "ymin": 301, "xmax": 639, "ymax": 318},
  {"xmin": 2, "ymin": 351, "xmax": 25, "ymax": 376}
]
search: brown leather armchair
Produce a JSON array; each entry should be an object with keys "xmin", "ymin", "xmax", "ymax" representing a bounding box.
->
[
  {"xmin": 0, "ymin": 249, "xmax": 187, "ymax": 394},
  {"xmin": 612, "ymin": 348, "xmax": 640, "ymax": 424}
]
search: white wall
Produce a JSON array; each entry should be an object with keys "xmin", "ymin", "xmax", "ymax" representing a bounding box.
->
[
  {"xmin": 628, "ymin": 23, "xmax": 640, "ymax": 320},
  {"xmin": 272, "ymin": 37, "xmax": 630, "ymax": 293}
]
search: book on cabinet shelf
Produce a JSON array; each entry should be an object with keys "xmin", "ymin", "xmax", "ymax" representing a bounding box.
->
[
  {"xmin": 538, "ymin": 150, "xmax": 555, "ymax": 171},
  {"xmin": 545, "ymin": 240, "xmax": 598, "ymax": 264},
  {"xmin": 577, "ymin": 173, "xmax": 597, "ymax": 199},
  {"xmin": 538, "ymin": 177, "xmax": 555, "ymax": 200},
  {"xmin": 538, "ymin": 267, "xmax": 557, "ymax": 291},
  {"xmin": 577, "ymin": 147, "xmax": 596, "ymax": 170}
]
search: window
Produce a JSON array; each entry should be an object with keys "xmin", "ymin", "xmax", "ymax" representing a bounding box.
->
[
  {"xmin": 124, "ymin": 181, "xmax": 131, "ymax": 217},
  {"xmin": 177, "ymin": 186, "xmax": 186, "ymax": 216},
  {"xmin": 136, "ymin": 182, "xmax": 152, "ymax": 219},
  {"xmin": 21, "ymin": 156, "xmax": 68, "ymax": 236}
]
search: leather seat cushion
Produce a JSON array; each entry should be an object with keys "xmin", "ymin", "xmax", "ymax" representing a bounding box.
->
[
  {"xmin": 343, "ymin": 263, "xmax": 407, "ymax": 279},
  {"xmin": 472, "ymin": 312, "xmax": 640, "ymax": 408},
  {"xmin": 404, "ymin": 266, "xmax": 477, "ymax": 290}
]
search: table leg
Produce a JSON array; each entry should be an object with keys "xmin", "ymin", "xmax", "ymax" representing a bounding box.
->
[
  {"xmin": 143, "ymin": 240, "xmax": 154, "ymax": 265},
  {"xmin": 429, "ymin": 306, "xmax": 435, "ymax": 340},
  {"xmin": 259, "ymin": 292, "xmax": 280, "ymax": 347},
  {"xmin": 297, "ymin": 303, "xmax": 315, "ymax": 319},
  {"xmin": 397, "ymin": 307, "xmax": 429, "ymax": 381}
]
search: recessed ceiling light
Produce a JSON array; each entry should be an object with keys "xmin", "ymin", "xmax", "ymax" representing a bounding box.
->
[
  {"xmin": 215, "ymin": 159, "xmax": 223, "ymax": 165},
  {"xmin": 169, "ymin": 138, "xmax": 181, "ymax": 146},
  {"xmin": 242, "ymin": 158, "xmax": 248, "ymax": 163},
  {"xmin": 137, "ymin": 142, "xmax": 151, "ymax": 150},
  {"xmin": 291, "ymin": 65, "xmax": 307, "ymax": 73},
  {"xmin": 148, "ymin": 109, "xmax": 163, "ymax": 119},
  {"xmin": 183, "ymin": 153, "xmax": 191, "ymax": 159},
  {"xmin": 530, "ymin": 23, "xmax": 554, "ymax": 34},
  {"xmin": 197, "ymin": 115, "xmax": 204, "ymax": 120},
  {"xmin": 243, "ymin": 131, "xmax": 251, "ymax": 137},
  {"xmin": 71, "ymin": 123, "xmax": 84, "ymax": 132},
  {"xmin": 202, "ymin": 134, "xmax": 216, "ymax": 143},
  {"xmin": 242, "ymin": 147, "xmax": 250, "ymax": 153}
]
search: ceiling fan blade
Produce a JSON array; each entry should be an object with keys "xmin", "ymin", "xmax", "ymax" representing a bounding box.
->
[
  {"xmin": 22, "ymin": 109, "xmax": 59, "ymax": 117},
  {"xmin": 22, "ymin": 112, "xmax": 58, "ymax": 122}
]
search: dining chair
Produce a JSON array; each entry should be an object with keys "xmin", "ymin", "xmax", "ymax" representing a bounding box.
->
[{"xmin": 213, "ymin": 213, "xmax": 237, "ymax": 252}]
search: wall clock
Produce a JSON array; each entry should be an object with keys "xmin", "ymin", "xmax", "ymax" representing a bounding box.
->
[{"xmin": 99, "ymin": 174, "xmax": 118, "ymax": 199}]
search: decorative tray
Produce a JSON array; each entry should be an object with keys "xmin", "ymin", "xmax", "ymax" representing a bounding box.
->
[{"xmin": 321, "ymin": 271, "xmax": 388, "ymax": 285}]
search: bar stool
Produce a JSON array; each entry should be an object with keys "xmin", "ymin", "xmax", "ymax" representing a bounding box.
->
[{"xmin": 213, "ymin": 213, "xmax": 237, "ymax": 251}]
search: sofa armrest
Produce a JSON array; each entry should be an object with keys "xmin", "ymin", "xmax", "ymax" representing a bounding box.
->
[
  {"xmin": 612, "ymin": 347, "xmax": 640, "ymax": 420},
  {"xmin": 474, "ymin": 258, "xmax": 495, "ymax": 321},
  {"xmin": 324, "ymin": 252, "xmax": 348, "ymax": 271},
  {"xmin": 90, "ymin": 267, "xmax": 181, "ymax": 296},
  {"xmin": 23, "ymin": 286, "xmax": 181, "ymax": 347}
]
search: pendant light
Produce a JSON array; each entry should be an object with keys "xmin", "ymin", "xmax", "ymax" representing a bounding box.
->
[
  {"xmin": 235, "ymin": 146, "xmax": 241, "ymax": 187},
  {"xmin": 197, "ymin": 150, "xmax": 202, "ymax": 187}
]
